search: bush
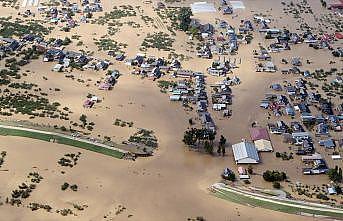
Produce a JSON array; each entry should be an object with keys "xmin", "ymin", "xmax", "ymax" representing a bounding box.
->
[
  {"xmin": 327, "ymin": 167, "xmax": 342, "ymax": 183},
  {"xmin": 70, "ymin": 184, "xmax": 78, "ymax": 191},
  {"xmin": 222, "ymin": 173, "xmax": 236, "ymax": 182},
  {"xmin": 335, "ymin": 185, "xmax": 342, "ymax": 195},
  {"xmin": 61, "ymin": 182, "xmax": 69, "ymax": 191},
  {"xmin": 248, "ymin": 165, "xmax": 253, "ymax": 174},
  {"xmin": 273, "ymin": 181, "xmax": 281, "ymax": 189},
  {"xmin": 244, "ymin": 180, "xmax": 251, "ymax": 184},
  {"xmin": 62, "ymin": 37, "xmax": 72, "ymax": 46},
  {"xmin": 316, "ymin": 193, "xmax": 329, "ymax": 200}
]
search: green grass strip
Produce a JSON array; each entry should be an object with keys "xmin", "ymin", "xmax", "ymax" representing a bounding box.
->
[
  {"xmin": 0, "ymin": 127, "xmax": 124, "ymax": 159},
  {"xmin": 213, "ymin": 189, "xmax": 343, "ymax": 219}
]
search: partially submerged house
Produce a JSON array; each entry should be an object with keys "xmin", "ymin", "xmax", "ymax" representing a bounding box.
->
[
  {"xmin": 256, "ymin": 61, "xmax": 277, "ymax": 72},
  {"xmin": 254, "ymin": 139, "xmax": 273, "ymax": 152},
  {"xmin": 303, "ymin": 159, "xmax": 329, "ymax": 175},
  {"xmin": 319, "ymin": 139, "xmax": 336, "ymax": 149},
  {"xmin": 249, "ymin": 127, "xmax": 270, "ymax": 141}
]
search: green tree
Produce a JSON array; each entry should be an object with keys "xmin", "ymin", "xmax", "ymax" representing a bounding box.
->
[
  {"xmin": 208, "ymin": 131, "xmax": 216, "ymax": 145},
  {"xmin": 219, "ymin": 135, "xmax": 226, "ymax": 146},
  {"xmin": 204, "ymin": 141, "xmax": 213, "ymax": 154},
  {"xmin": 327, "ymin": 167, "xmax": 342, "ymax": 183},
  {"xmin": 273, "ymin": 181, "xmax": 281, "ymax": 189},
  {"xmin": 248, "ymin": 165, "xmax": 253, "ymax": 174},
  {"xmin": 219, "ymin": 135, "xmax": 226, "ymax": 156},
  {"xmin": 222, "ymin": 146, "xmax": 226, "ymax": 156},
  {"xmin": 178, "ymin": 7, "xmax": 192, "ymax": 31},
  {"xmin": 189, "ymin": 26, "xmax": 199, "ymax": 37},
  {"xmin": 227, "ymin": 173, "xmax": 236, "ymax": 182},
  {"xmin": 188, "ymin": 118, "xmax": 193, "ymax": 125},
  {"xmin": 183, "ymin": 129, "xmax": 196, "ymax": 146},
  {"xmin": 79, "ymin": 114, "xmax": 87, "ymax": 125},
  {"xmin": 217, "ymin": 145, "xmax": 221, "ymax": 155},
  {"xmin": 62, "ymin": 37, "xmax": 72, "ymax": 46}
]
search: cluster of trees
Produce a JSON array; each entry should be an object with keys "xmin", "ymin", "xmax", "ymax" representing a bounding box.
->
[
  {"xmin": 141, "ymin": 32, "xmax": 174, "ymax": 51},
  {"xmin": 275, "ymin": 151, "xmax": 293, "ymax": 160},
  {"xmin": 263, "ymin": 170, "xmax": 287, "ymax": 182},
  {"xmin": 0, "ymin": 91, "xmax": 69, "ymax": 120},
  {"xmin": 327, "ymin": 166, "xmax": 342, "ymax": 183},
  {"xmin": 183, "ymin": 128, "xmax": 228, "ymax": 155},
  {"xmin": 0, "ymin": 18, "xmax": 50, "ymax": 38},
  {"xmin": 320, "ymin": 0, "xmax": 327, "ymax": 7},
  {"xmin": 183, "ymin": 128, "xmax": 214, "ymax": 146},
  {"xmin": 177, "ymin": 7, "xmax": 192, "ymax": 31}
]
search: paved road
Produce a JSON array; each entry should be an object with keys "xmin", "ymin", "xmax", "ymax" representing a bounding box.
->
[
  {"xmin": 0, "ymin": 124, "xmax": 128, "ymax": 154},
  {"xmin": 211, "ymin": 183, "xmax": 343, "ymax": 215}
]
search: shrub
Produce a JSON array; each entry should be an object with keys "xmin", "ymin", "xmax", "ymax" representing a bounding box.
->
[
  {"xmin": 273, "ymin": 181, "xmax": 281, "ymax": 189},
  {"xmin": 222, "ymin": 173, "xmax": 236, "ymax": 182},
  {"xmin": 248, "ymin": 165, "xmax": 253, "ymax": 174},
  {"xmin": 61, "ymin": 182, "xmax": 69, "ymax": 191},
  {"xmin": 244, "ymin": 180, "xmax": 251, "ymax": 184},
  {"xmin": 316, "ymin": 193, "xmax": 329, "ymax": 200},
  {"xmin": 327, "ymin": 167, "xmax": 342, "ymax": 183},
  {"xmin": 70, "ymin": 184, "xmax": 78, "ymax": 191}
]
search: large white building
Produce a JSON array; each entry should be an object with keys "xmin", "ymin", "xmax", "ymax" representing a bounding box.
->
[{"xmin": 232, "ymin": 141, "xmax": 260, "ymax": 164}]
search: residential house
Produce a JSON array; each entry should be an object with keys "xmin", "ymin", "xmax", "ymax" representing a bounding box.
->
[
  {"xmin": 319, "ymin": 139, "xmax": 335, "ymax": 149},
  {"xmin": 249, "ymin": 127, "xmax": 270, "ymax": 141},
  {"xmin": 254, "ymin": 139, "xmax": 273, "ymax": 152}
]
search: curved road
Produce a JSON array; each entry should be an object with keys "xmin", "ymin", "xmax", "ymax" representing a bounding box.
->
[{"xmin": 211, "ymin": 183, "xmax": 343, "ymax": 216}]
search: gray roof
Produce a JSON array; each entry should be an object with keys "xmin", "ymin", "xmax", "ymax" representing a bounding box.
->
[{"xmin": 232, "ymin": 141, "xmax": 260, "ymax": 164}]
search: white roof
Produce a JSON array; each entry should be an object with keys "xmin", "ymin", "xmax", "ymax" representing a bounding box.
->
[
  {"xmin": 191, "ymin": 2, "xmax": 216, "ymax": 13},
  {"xmin": 332, "ymin": 155, "xmax": 341, "ymax": 160},
  {"xmin": 302, "ymin": 153, "xmax": 323, "ymax": 161},
  {"xmin": 229, "ymin": 1, "xmax": 245, "ymax": 9},
  {"xmin": 232, "ymin": 141, "xmax": 259, "ymax": 164},
  {"xmin": 265, "ymin": 61, "xmax": 275, "ymax": 68},
  {"xmin": 254, "ymin": 139, "xmax": 273, "ymax": 152},
  {"xmin": 292, "ymin": 132, "xmax": 311, "ymax": 138},
  {"xmin": 239, "ymin": 174, "xmax": 250, "ymax": 179}
]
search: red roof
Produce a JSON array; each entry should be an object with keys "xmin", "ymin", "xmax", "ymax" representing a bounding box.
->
[
  {"xmin": 249, "ymin": 127, "xmax": 270, "ymax": 141},
  {"xmin": 335, "ymin": 32, "xmax": 343, "ymax": 39}
]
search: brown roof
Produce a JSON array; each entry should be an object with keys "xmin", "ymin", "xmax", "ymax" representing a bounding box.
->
[{"xmin": 249, "ymin": 127, "xmax": 270, "ymax": 141}]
